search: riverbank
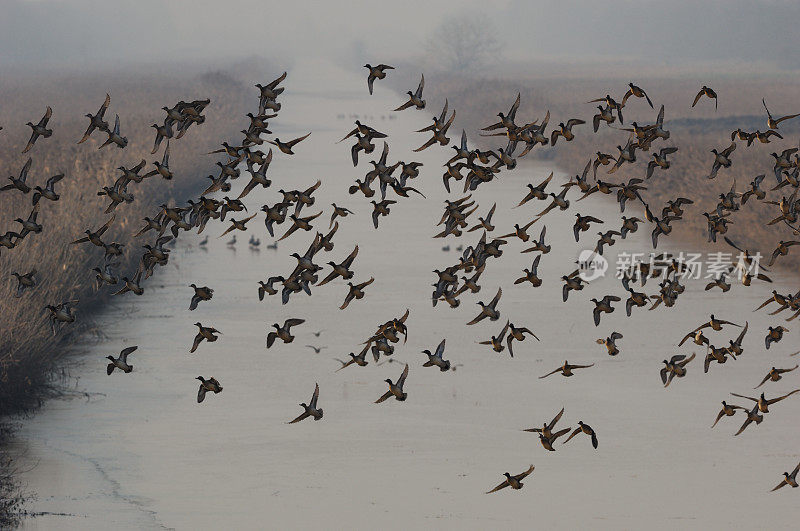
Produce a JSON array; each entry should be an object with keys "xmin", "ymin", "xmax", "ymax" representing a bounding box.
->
[{"xmin": 0, "ymin": 59, "xmax": 273, "ymax": 524}]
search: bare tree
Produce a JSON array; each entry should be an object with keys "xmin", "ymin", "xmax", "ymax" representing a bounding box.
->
[{"xmin": 425, "ymin": 14, "xmax": 503, "ymax": 73}]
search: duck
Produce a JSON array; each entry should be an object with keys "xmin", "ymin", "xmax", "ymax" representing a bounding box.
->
[
  {"xmin": 11, "ymin": 269, "xmax": 37, "ymax": 297},
  {"xmin": 78, "ymin": 93, "xmax": 111, "ymax": 143},
  {"xmin": 1, "ymin": 158, "xmax": 33, "ymax": 194},
  {"xmin": 375, "ymin": 364, "xmax": 409, "ymax": 403},
  {"xmin": 707, "ymin": 143, "xmax": 736, "ymax": 179},
  {"xmin": 596, "ymin": 332, "xmax": 623, "ymax": 356},
  {"xmin": 771, "ymin": 462, "xmax": 800, "ymax": 491},
  {"xmin": 219, "ymin": 213, "xmax": 257, "ymax": 238},
  {"xmin": 340, "ymin": 277, "xmax": 374, "ymax": 310},
  {"xmin": 768, "ymin": 240, "xmax": 800, "ymax": 266},
  {"xmin": 486, "ymin": 465, "xmax": 535, "ymax": 494},
  {"xmin": 622, "ymin": 82, "xmax": 653, "ymax": 108},
  {"xmin": 287, "ymin": 383, "xmax": 323, "ymax": 423},
  {"xmin": 692, "ymin": 85, "xmax": 718, "ymax": 110},
  {"xmin": 730, "ymin": 390, "xmax": 800, "ymax": 414},
  {"xmin": 755, "ymin": 365, "xmax": 798, "ymax": 389},
  {"xmin": 660, "ymin": 353, "xmax": 696, "ymax": 387},
  {"xmin": 364, "ymin": 63, "xmax": 393, "ymax": 94},
  {"xmin": 422, "ymin": 339, "xmax": 451, "ymax": 372},
  {"xmin": 257, "ymin": 276, "xmax": 283, "ymax": 300},
  {"xmin": 514, "ymin": 255, "xmax": 542, "ymax": 287},
  {"xmin": 679, "ymin": 315, "xmax": 740, "ymax": 345},
  {"xmin": 646, "ymin": 147, "xmax": 679, "ymax": 179},
  {"xmin": 573, "ymin": 213, "xmax": 604, "ymax": 242},
  {"xmin": 550, "ymin": 119, "xmax": 585, "ymax": 146},
  {"xmin": 278, "ymin": 211, "xmax": 323, "ymax": 241},
  {"xmin": 539, "ymin": 361, "xmax": 594, "ymax": 378},
  {"xmin": 22, "ymin": 106, "xmax": 53, "ymax": 153},
  {"xmin": 267, "ymin": 133, "xmax": 311, "ymax": 155},
  {"xmin": 478, "ymin": 320, "xmax": 511, "ymax": 354},
  {"xmin": 466, "ymin": 287, "xmax": 502, "ymax": 325},
  {"xmin": 593, "ymin": 152, "xmax": 616, "ymax": 178},
  {"xmin": 189, "ymin": 284, "xmax": 214, "ymax": 311},
  {"xmin": 561, "ymin": 270, "xmax": 585, "ymax": 302},
  {"xmin": 106, "ymin": 346, "xmax": 137, "ymax": 375},
  {"xmin": 330, "ymin": 203, "xmax": 354, "ymax": 228},
  {"xmin": 44, "ymin": 300, "xmax": 78, "ymax": 335},
  {"xmin": 591, "ymin": 296, "xmax": 621, "ymax": 326},
  {"xmin": 563, "ymin": 421, "xmax": 598, "ymax": 448},
  {"xmin": 267, "ymin": 318, "xmax": 305, "ymax": 348},
  {"xmin": 592, "ymin": 104, "xmax": 616, "ymax": 131},
  {"xmin": 370, "ymin": 199, "xmax": 396, "ymax": 229},
  {"xmin": 31, "ymin": 172, "xmax": 65, "ymax": 204},
  {"xmin": 506, "ymin": 323, "xmax": 538, "ymax": 357},
  {"xmin": 415, "ymin": 106, "xmax": 456, "ymax": 152},
  {"xmin": 711, "ymin": 401, "xmax": 746, "ymax": 428},
  {"xmin": 317, "ymin": 245, "xmax": 359, "ymax": 286},
  {"xmin": 92, "ymin": 260, "xmax": 119, "ymax": 289},
  {"xmin": 196, "ymin": 376, "xmax": 222, "ymax": 403},
  {"xmin": 113, "ymin": 270, "xmax": 143, "ymax": 296},
  {"xmin": 765, "ymin": 326, "xmax": 790, "ymax": 349},
  {"xmin": 726, "ymin": 322, "xmax": 749, "ymax": 357},
  {"xmin": 523, "ymin": 407, "xmax": 564, "ymax": 438},
  {"xmin": 734, "ymin": 404, "xmax": 763, "ymax": 436},
  {"xmin": 190, "ymin": 322, "xmax": 221, "ymax": 353},
  {"xmin": 394, "ymin": 74, "xmax": 425, "ymax": 111},
  {"xmin": 15, "ymin": 203, "xmax": 42, "ymax": 237},
  {"xmin": 467, "ymin": 203, "xmax": 497, "ymax": 233},
  {"xmin": 482, "ymin": 93, "xmax": 522, "ymax": 131},
  {"xmin": 500, "ymin": 218, "xmax": 539, "ymax": 242},
  {"xmin": 763, "ymin": 98, "xmax": 799, "ymax": 130},
  {"xmin": 336, "ymin": 349, "xmax": 369, "ymax": 372},
  {"xmin": 99, "ymin": 114, "xmax": 128, "ymax": 149}
]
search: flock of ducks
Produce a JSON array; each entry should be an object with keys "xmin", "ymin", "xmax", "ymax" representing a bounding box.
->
[{"xmin": 3, "ymin": 62, "xmax": 800, "ymax": 496}]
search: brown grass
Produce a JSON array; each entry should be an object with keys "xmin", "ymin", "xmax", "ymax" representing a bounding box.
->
[{"xmin": 0, "ymin": 61, "xmax": 275, "ymax": 413}]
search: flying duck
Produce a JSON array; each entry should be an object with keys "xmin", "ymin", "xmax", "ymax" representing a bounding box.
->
[
  {"xmin": 196, "ymin": 376, "xmax": 222, "ymax": 403},
  {"xmin": 754, "ymin": 365, "xmax": 798, "ymax": 389},
  {"xmin": 364, "ymin": 64, "xmax": 393, "ymax": 94},
  {"xmin": 10, "ymin": 269, "xmax": 37, "ymax": 297},
  {"xmin": 2, "ymin": 158, "xmax": 36, "ymax": 196},
  {"xmin": 692, "ymin": 85, "xmax": 718, "ymax": 110},
  {"xmin": 189, "ymin": 284, "xmax": 214, "ymax": 310},
  {"xmin": 596, "ymin": 332, "xmax": 623, "ymax": 356},
  {"xmin": 22, "ymin": 106, "xmax": 53, "ymax": 153},
  {"xmin": 99, "ymin": 114, "xmax": 128, "ymax": 149},
  {"xmin": 771, "ymin": 462, "xmax": 800, "ymax": 491},
  {"xmin": 78, "ymin": 93, "xmax": 111, "ymax": 143},
  {"xmin": 340, "ymin": 277, "xmax": 374, "ymax": 309},
  {"xmin": 711, "ymin": 401, "xmax": 746, "ymax": 428},
  {"xmin": 267, "ymin": 318, "xmax": 305, "ymax": 348},
  {"xmin": 466, "ymin": 287, "xmax": 502, "ymax": 325},
  {"xmin": 486, "ymin": 464, "xmax": 535, "ymax": 494},
  {"xmin": 394, "ymin": 74, "xmax": 425, "ymax": 111},
  {"xmin": 660, "ymin": 353, "xmax": 696, "ymax": 387},
  {"xmin": 539, "ymin": 361, "xmax": 594, "ymax": 379},
  {"xmin": 375, "ymin": 363, "xmax": 409, "ymax": 403},
  {"xmin": 422, "ymin": 339, "xmax": 451, "ymax": 372},
  {"xmin": 267, "ymin": 133, "xmax": 311, "ymax": 155},
  {"xmin": 563, "ymin": 421, "xmax": 598, "ymax": 448},
  {"xmin": 190, "ymin": 322, "xmax": 221, "ymax": 353},
  {"xmin": 106, "ymin": 346, "xmax": 137, "ymax": 375},
  {"xmin": 287, "ymin": 383, "xmax": 323, "ymax": 423},
  {"xmin": 762, "ymin": 98, "xmax": 799, "ymax": 130},
  {"xmin": 730, "ymin": 390, "xmax": 800, "ymax": 413}
]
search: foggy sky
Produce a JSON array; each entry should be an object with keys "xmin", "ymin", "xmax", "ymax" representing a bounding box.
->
[{"xmin": 1, "ymin": 0, "xmax": 798, "ymax": 71}]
